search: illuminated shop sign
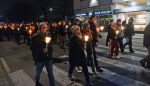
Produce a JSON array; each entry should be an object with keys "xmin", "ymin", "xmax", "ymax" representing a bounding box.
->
[
  {"xmin": 114, "ymin": 5, "xmax": 150, "ymax": 14},
  {"xmin": 95, "ymin": 12, "xmax": 101, "ymax": 14},
  {"xmin": 76, "ymin": 13, "xmax": 87, "ymax": 17},
  {"xmin": 101, "ymin": 11, "xmax": 111, "ymax": 14},
  {"xmin": 95, "ymin": 11, "xmax": 111, "ymax": 15},
  {"xmin": 89, "ymin": 12, "xmax": 93, "ymax": 16}
]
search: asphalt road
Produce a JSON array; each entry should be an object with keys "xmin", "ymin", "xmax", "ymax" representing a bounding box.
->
[{"xmin": 0, "ymin": 32, "xmax": 150, "ymax": 86}]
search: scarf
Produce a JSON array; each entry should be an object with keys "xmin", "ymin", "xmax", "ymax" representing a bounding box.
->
[{"xmin": 75, "ymin": 33, "xmax": 82, "ymax": 39}]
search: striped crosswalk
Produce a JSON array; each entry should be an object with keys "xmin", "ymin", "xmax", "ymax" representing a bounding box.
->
[{"xmin": 1, "ymin": 36, "xmax": 150, "ymax": 86}]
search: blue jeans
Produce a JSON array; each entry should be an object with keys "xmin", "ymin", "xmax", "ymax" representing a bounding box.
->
[{"xmin": 35, "ymin": 60, "xmax": 55, "ymax": 86}]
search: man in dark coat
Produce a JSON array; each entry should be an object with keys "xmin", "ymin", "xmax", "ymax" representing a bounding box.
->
[
  {"xmin": 140, "ymin": 22, "xmax": 150, "ymax": 68},
  {"xmin": 30, "ymin": 22, "xmax": 55, "ymax": 86},
  {"xmin": 89, "ymin": 15, "xmax": 103, "ymax": 72},
  {"xmin": 123, "ymin": 17, "xmax": 135, "ymax": 52}
]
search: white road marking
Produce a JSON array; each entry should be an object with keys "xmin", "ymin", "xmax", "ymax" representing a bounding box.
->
[
  {"xmin": 9, "ymin": 70, "xmax": 35, "ymax": 86},
  {"xmin": 0, "ymin": 58, "xmax": 10, "ymax": 73},
  {"xmin": 43, "ymin": 65, "xmax": 83, "ymax": 86},
  {"xmin": 87, "ymin": 67, "xmax": 149, "ymax": 86}
]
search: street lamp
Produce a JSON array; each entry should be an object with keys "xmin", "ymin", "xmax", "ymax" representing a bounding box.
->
[{"xmin": 50, "ymin": 8, "xmax": 53, "ymax": 11}]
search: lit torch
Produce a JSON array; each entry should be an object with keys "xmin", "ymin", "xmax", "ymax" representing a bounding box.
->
[
  {"xmin": 116, "ymin": 30, "xmax": 119, "ymax": 35},
  {"xmin": 121, "ymin": 26, "xmax": 124, "ymax": 30},
  {"xmin": 45, "ymin": 37, "xmax": 51, "ymax": 49},
  {"xmin": 100, "ymin": 26, "xmax": 104, "ymax": 31},
  {"xmin": 66, "ymin": 25, "xmax": 68, "ymax": 28},
  {"xmin": 84, "ymin": 35, "xmax": 89, "ymax": 42},
  {"xmin": 29, "ymin": 30, "xmax": 32, "ymax": 37}
]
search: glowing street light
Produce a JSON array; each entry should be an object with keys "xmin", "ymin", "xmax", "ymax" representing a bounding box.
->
[
  {"xmin": 131, "ymin": 2, "xmax": 136, "ymax": 6},
  {"xmin": 45, "ymin": 37, "xmax": 51, "ymax": 49},
  {"xmin": 50, "ymin": 8, "xmax": 53, "ymax": 11}
]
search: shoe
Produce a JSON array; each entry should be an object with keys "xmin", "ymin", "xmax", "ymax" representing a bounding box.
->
[
  {"xmin": 110, "ymin": 56, "xmax": 115, "ymax": 59},
  {"xmin": 93, "ymin": 73, "xmax": 101, "ymax": 78},
  {"xmin": 96, "ymin": 67, "xmax": 103, "ymax": 72},
  {"xmin": 115, "ymin": 55, "xmax": 120, "ymax": 59},
  {"xmin": 130, "ymin": 50, "xmax": 135, "ymax": 53},
  {"xmin": 94, "ymin": 44, "xmax": 98, "ymax": 46},
  {"xmin": 76, "ymin": 67, "xmax": 82, "ymax": 73},
  {"xmin": 121, "ymin": 51, "xmax": 127, "ymax": 54},
  {"xmin": 36, "ymin": 82, "xmax": 43, "ymax": 86},
  {"xmin": 68, "ymin": 75, "xmax": 75, "ymax": 81},
  {"xmin": 85, "ymin": 81, "xmax": 95, "ymax": 86},
  {"xmin": 140, "ymin": 60, "xmax": 146, "ymax": 68}
]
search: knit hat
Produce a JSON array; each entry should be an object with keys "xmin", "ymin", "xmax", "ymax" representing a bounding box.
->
[
  {"xmin": 82, "ymin": 23, "xmax": 89, "ymax": 30},
  {"xmin": 90, "ymin": 15, "xmax": 96, "ymax": 20},
  {"xmin": 38, "ymin": 22, "xmax": 48, "ymax": 30},
  {"xmin": 71, "ymin": 25, "xmax": 80, "ymax": 33}
]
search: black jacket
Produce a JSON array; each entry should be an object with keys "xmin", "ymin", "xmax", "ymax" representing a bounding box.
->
[
  {"xmin": 124, "ymin": 23, "xmax": 134, "ymax": 37},
  {"xmin": 59, "ymin": 25, "xmax": 66, "ymax": 36},
  {"xmin": 69, "ymin": 34, "xmax": 86, "ymax": 66},
  {"xmin": 143, "ymin": 23, "xmax": 150, "ymax": 47},
  {"xmin": 108, "ymin": 27, "xmax": 117, "ymax": 40},
  {"xmin": 89, "ymin": 21, "xmax": 97, "ymax": 41},
  {"xmin": 31, "ymin": 32, "xmax": 53, "ymax": 62}
]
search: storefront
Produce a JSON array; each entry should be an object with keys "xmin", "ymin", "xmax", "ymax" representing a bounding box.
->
[{"xmin": 113, "ymin": 5, "xmax": 150, "ymax": 32}]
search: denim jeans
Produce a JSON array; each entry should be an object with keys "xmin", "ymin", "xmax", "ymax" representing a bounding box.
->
[{"xmin": 35, "ymin": 60, "xmax": 55, "ymax": 86}]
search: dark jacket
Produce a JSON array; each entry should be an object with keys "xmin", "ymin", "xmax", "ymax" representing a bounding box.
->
[
  {"xmin": 89, "ymin": 21, "xmax": 97, "ymax": 41},
  {"xmin": 59, "ymin": 25, "xmax": 66, "ymax": 36},
  {"xmin": 108, "ymin": 26, "xmax": 117, "ymax": 40},
  {"xmin": 143, "ymin": 23, "xmax": 150, "ymax": 47},
  {"xmin": 31, "ymin": 32, "xmax": 53, "ymax": 62},
  {"xmin": 124, "ymin": 23, "xmax": 134, "ymax": 37},
  {"xmin": 69, "ymin": 34, "xmax": 86, "ymax": 66}
]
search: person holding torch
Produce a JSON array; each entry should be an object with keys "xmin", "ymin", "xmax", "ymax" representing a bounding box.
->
[
  {"xmin": 30, "ymin": 22, "xmax": 55, "ymax": 86},
  {"xmin": 68, "ymin": 25, "xmax": 95, "ymax": 86},
  {"xmin": 108, "ymin": 22, "xmax": 120, "ymax": 58},
  {"xmin": 83, "ymin": 23, "xmax": 101, "ymax": 78}
]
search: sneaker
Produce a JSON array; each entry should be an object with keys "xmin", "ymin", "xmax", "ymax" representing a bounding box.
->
[
  {"xmin": 130, "ymin": 50, "xmax": 135, "ymax": 53},
  {"xmin": 121, "ymin": 51, "xmax": 127, "ymax": 54},
  {"xmin": 96, "ymin": 67, "xmax": 103, "ymax": 72},
  {"xmin": 115, "ymin": 55, "xmax": 120, "ymax": 59},
  {"xmin": 36, "ymin": 82, "xmax": 43, "ymax": 86},
  {"xmin": 85, "ymin": 81, "xmax": 95, "ymax": 86},
  {"xmin": 110, "ymin": 56, "xmax": 115, "ymax": 59},
  {"xmin": 93, "ymin": 73, "xmax": 101, "ymax": 78},
  {"xmin": 139, "ymin": 60, "xmax": 146, "ymax": 68},
  {"xmin": 76, "ymin": 67, "xmax": 82, "ymax": 73},
  {"xmin": 68, "ymin": 75, "xmax": 75, "ymax": 81}
]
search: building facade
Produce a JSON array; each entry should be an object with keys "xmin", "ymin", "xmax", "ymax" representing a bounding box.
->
[
  {"xmin": 74, "ymin": 0, "xmax": 150, "ymax": 32},
  {"xmin": 74, "ymin": 0, "xmax": 112, "ymax": 26},
  {"xmin": 112, "ymin": 0, "xmax": 150, "ymax": 32}
]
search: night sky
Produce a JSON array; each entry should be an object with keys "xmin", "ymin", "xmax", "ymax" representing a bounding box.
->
[
  {"xmin": 0, "ymin": 0, "xmax": 29, "ymax": 14},
  {"xmin": 0, "ymin": 0, "xmax": 13, "ymax": 14}
]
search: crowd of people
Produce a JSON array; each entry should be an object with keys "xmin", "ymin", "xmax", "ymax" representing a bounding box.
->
[{"xmin": 0, "ymin": 15, "xmax": 150, "ymax": 86}]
